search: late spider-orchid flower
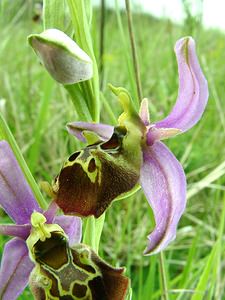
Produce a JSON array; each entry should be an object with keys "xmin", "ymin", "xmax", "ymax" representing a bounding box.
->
[
  {"xmin": 0, "ymin": 141, "xmax": 129, "ymax": 300},
  {"xmin": 0, "ymin": 141, "xmax": 82, "ymax": 300},
  {"xmin": 27, "ymin": 214, "xmax": 129, "ymax": 300},
  {"xmin": 53, "ymin": 37, "xmax": 208, "ymax": 255}
]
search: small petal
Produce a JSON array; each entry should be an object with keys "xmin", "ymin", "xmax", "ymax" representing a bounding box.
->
[
  {"xmin": 155, "ymin": 37, "xmax": 208, "ymax": 132},
  {"xmin": 44, "ymin": 200, "xmax": 59, "ymax": 223},
  {"xmin": 140, "ymin": 142, "xmax": 186, "ymax": 254},
  {"xmin": 28, "ymin": 29, "xmax": 93, "ymax": 84},
  {"xmin": 67, "ymin": 121, "xmax": 113, "ymax": 142},
  {"xmin": 146, "ymin": 126, "xmax": 181, "ymax": 146},
  {"xmin": 0, "ymin": 141, "xmax": 40, "ymax": 224},
  {"xmin": 53, "ymin": 215, "xmax": 82, "ymax": 246},
  {"xmin": 0, "ymin": 238, "xmax": 34, "ymax": 300},
  {"xmin": 0, "ymin": 224, "xmax": 31, "ymax": 239},
  {"xmin": 139, "ymin": 98, "xmax": 150, "ymax": 126}
]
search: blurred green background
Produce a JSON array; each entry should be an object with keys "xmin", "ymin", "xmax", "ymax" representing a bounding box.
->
[{"xmin": 0, "ymin": 0, "xmax": 225, "ymax": 299}]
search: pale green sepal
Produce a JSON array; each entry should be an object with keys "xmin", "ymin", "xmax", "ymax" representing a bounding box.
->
[
  {"xmin": 28, "ymin": 29, "xmax": 93, "ymax": 85},
  {"xmin": 83, "ymin": 130, "xmax": 102, "ymax": 145}
]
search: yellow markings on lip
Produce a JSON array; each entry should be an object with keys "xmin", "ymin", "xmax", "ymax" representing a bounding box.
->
[{"xmin": 64, "ymin": 149, "xmax": 102, "ymax": 185}]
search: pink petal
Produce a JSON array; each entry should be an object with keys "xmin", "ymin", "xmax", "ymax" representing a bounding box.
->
[
  {"xmin": 146, "ymin": 126, "xmax": 181, "ymax": 145},
  {"xmin": 0, "ymin": 224, "xmax": 31, "ymax": 239},
  {"xmin": 140, "ymin": 142, "xmax": 186, "ymax": 254},
  {"xmin": 0, "ymin": 141, "xmax": 40, "ymax": 224},
  {"xmin": 155, "ymin": 37, "xmax": 208, "ymax": 132},
  {"xmin": 139, "ymin": 98, "xmax": 150, "ymax": 126},
  {"xmin": 44, "ymin": 200, "xmax": 59, "ymax": 222},
  {"xmin": 0, "ymin": 238, "xmax": 34, "ymax": 300},
  {"xmin": 53, "ymin": 215, "xmax": 82, "ymax": 246},
  {"xmin": 67, "ymin": 121, "xmax": 113, "ymax": 142}
]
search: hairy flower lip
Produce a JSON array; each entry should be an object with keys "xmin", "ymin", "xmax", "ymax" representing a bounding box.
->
[
  {"xmin": 30, "ymin": 241, "xmax": 129, "ymax": 300},
  {"xmin": 55, "ymin": 128, "xmax": 140, "ymax": 218},
  {"xmin": 64, "ymin": 36, "xmax": 208, "ymax": 255}
]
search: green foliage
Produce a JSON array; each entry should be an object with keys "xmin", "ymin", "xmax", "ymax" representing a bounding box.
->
[{"xmin": 1, "ymin": 1, "xmax": 225, "ymax": 299}]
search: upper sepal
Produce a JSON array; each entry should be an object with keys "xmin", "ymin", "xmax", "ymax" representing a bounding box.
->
[
  {"xmin": 28, "ymin": 29, "xmax": 93, "ymax": 84},
  {"xmin": 0, "ymin": 140, "xmax": 40, "ymax": 224},
  {"xmin": 156, "ymin": 37, "xmax": 208, "ymax": 132}
]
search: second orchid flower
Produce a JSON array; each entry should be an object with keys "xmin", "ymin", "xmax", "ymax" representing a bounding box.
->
[{"xmin": 52, "ymin": 37, "xmax": 208, "ymax": 255}]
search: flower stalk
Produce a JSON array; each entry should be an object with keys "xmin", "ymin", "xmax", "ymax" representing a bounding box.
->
[
  {"xmin": 125, "ymin": 0, "xmax": 143, "ymax": 102},
  {"xmin": 66, "ymin": 0, "xmax": 100, "ymax": 122}
]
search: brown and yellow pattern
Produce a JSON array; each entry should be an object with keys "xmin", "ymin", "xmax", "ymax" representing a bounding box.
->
[
  {"xmin": 30, "ymin": 231, "xmax": 129, "ymax": 300},
  {"xmin": 53, "ymin": 126, "xmax": 142, "ymax": 217}
]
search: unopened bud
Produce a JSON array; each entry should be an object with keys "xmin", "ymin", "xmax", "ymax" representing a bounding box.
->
[{"xmin": 28, "ymin": 29, "xmax": 93, "ymax": 84}]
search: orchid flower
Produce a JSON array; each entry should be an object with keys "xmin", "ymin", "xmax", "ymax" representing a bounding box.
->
[
  {"xmin": 0, "ymin": 140, "xmax": 129, "ymax": 300},
  {"xmin": 0, "ymin": 140, "xmax": 82, "ymax": 300},
  {"xmin": 27, "ymin": 213, "xmax": 129, "ymax": 300},
  {"xmin": 52, "ymin": 37, "xmax": 208, "ymax": 255}
]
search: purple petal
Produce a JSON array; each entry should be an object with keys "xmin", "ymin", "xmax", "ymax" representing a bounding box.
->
[
  {"xmin": 0, "ymin": 224, "xmax": 31, "ymax": 239},
  {"xmin": 0, "ymin": 141, "xmax": 40, "ymax": 224},
  {"xmin": 44, "ymin": 201, "xmax": 59, "ymax": 223},
  {"xmin": 67, "ymin": 121, "xmax": 113, "ymax": 142},
  {"xmin": 53, "ymin": 215, "xmax": 82, "ymax": 246},
  {"xmin": 146, "ymin": 126, "xmax": 181, "ymax": 146},
  {"xmin": 140, "ymin": 142, "xmax": 186, "ymax": 254},
  {"xmin": 155, "ymin": 37, "xmax": 208, "ymax": 132},
  {"xmin": 0, "ymin": 238, "xmax": 34, "ymax": 300}
]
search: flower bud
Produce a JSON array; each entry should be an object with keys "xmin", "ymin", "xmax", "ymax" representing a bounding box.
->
[{"xmin": 28, "ymin": 29, "xmax": 93, "ymax": 84}]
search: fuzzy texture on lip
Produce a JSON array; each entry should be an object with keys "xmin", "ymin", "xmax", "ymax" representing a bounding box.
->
[
  {"xmin": 0, "ymin": 141, "xmax": 82, "ymax": 300},
  {"xmin": 63, "ymin": 37, "xmax": 208, "ymax": 255}
]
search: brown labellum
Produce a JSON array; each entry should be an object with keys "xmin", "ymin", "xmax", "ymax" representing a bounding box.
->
[
  {"xmin": 54, "ymin": 127, "xmax": 141, "ymax": 217},
  {"xmin": 30, "ymin": 231, "xmax": 129, "ymax": 300}
]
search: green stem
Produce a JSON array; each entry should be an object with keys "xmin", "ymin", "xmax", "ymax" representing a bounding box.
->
[
  {"xmin": 65, "ymin": 84, "xmax": 92, "ymax": 121},
  {"xmin": 94, "ymin": 213, "xmax": 105, "ymax": 253},
  {"xmin": 66, "ymin": 0, "xmax": 100, "ymax": 122},
  {"xmin": 0, "ymin": 113, "xmax": 47, "ymax": 209},
  {"xmin": 83, "ymin": 216, "xmax": 96, "ymax": 250},
  {"xmin": 43, "ymin": 0, "xmax": 65, "ymax": 30},
  {"xmin": 125, "ymin": 0, "xmax": 143, "ymax": 102},
  {"xmin": 100, "ymin": 92, "xmax": 117, "ymax": 125},
  {"xmin": 159, "ymin": 252, "xmax": 169, "ymax": 300},
  {"xmin": 66, "ymin": 0, "xmax": 103, "ymax": 252},
  {"xmin": 99, "ymin": 0, "xmax": 105, "ymax": 89},
  {"xmin": 28, "ymin": 74, "xmax": 54, "ymax": 173}
]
